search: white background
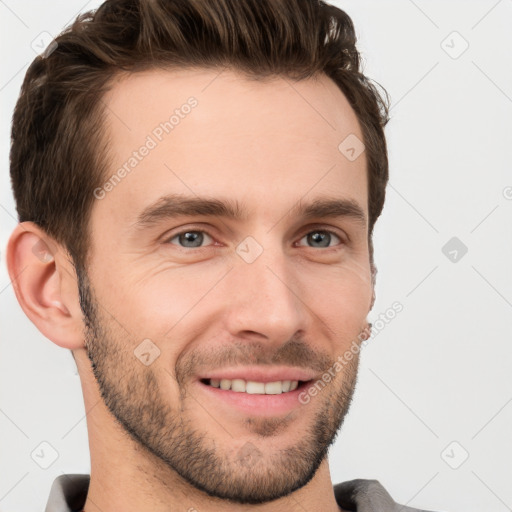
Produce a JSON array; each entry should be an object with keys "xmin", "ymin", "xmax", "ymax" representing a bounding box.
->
[{"xmin": 1, "ymin": 1, "xmax": 511, "ymax": 511}]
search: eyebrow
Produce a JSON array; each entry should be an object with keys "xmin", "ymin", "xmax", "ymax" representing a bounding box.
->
[{"xmin": 133, "ymin": 193, "xmax": 367, "ymax": 230}]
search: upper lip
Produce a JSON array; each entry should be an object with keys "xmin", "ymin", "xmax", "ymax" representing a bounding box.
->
[{"xmin": 197, "ymin": 366, "xmax": 318, "ymax": 384}]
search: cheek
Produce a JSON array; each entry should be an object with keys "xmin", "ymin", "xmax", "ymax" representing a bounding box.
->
[
  {"xmin": 91, "ymin": 251, "xmax": 372, "ymax": 347},
  {"xmin": 99, "ymin": 263, "xmax": 227, "ymax": 338},
  {"xmin": 298, "ymin": 260, "xmax": 372, "ymax": 331}
]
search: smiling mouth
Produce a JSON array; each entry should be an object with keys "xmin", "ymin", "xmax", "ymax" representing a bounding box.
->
[{"xmin": 200, "ymin": 378, "xmax": 310, "ymax": 394}]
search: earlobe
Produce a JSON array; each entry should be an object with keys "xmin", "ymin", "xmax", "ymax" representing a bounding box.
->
[{"xmin": 6, "ymin": 222, "xmax": 85, "ymax": 350}]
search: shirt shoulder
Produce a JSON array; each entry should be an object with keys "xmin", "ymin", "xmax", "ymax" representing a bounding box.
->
[
  {"xmin": 333, "ymin": 479, "xmax": 444, "ymax": 512},
  {"xmin": 45, "ymin": 474, "xmax": 89, "ymax": 512}
]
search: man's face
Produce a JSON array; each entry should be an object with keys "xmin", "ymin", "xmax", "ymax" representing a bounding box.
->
[{"xmin": 80, "ymin": 68, "xmax": 373, "ymax": 504}]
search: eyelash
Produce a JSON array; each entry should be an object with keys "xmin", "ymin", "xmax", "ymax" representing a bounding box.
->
[{"xmin": 163, "ymin": 226, "xmax": 346, "ymax": 250}]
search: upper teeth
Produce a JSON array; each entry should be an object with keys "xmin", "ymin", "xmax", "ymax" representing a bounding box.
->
[{"xmin": 208, "ymin": 379, "xmax": 299, "ymax": 394}]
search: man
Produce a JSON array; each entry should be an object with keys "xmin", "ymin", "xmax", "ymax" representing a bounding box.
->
[{"xmin": 6, "ymin": 0, "xmax": 439, "ymax": 511}]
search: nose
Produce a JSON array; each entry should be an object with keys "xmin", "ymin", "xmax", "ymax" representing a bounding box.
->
[{"xmin": 222, "ymin": 241, "xmax": 309, "ymax": 347}]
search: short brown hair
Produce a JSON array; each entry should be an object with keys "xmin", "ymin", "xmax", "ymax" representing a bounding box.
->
[{"xmin": 10, "ymin": 0, "xmax": 389, "ymax": 273}]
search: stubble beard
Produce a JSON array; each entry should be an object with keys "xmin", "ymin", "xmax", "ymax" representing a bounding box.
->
[{"xmin": 77, "ymin": 267, "xmax": 361, "ymax": 504}]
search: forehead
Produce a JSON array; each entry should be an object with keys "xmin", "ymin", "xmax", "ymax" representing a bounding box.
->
[{"xmin": 95, "ymin": 68, "xmax": 367, "ymax": 228}]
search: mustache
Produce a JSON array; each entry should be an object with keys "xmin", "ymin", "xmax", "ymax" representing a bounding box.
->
[{"xmin": 175, "ymin": 338, "xmax": 334, "ymax": 386}]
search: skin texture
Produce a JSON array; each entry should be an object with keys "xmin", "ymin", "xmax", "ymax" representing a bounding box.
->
[{"xmin": 7, "ymin": 68, "xmax": 374, "ymax": 512}]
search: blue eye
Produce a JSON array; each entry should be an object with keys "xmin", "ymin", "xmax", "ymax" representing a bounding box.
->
[
  {"xmin": 167, "ymin": 230, "xmax": 214, "ymax": 248},
  {"xmin": 165, "ymin": 228, "xmax": 343, "ymax": 250},
  {"xmin": 297, "ymin": 230, "xmax": 342, "ymax": 248}
]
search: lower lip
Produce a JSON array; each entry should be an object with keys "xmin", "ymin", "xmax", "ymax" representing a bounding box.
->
[{"xmin": 195, "ymin": 380, "xmax": 311, "ymax": 416}]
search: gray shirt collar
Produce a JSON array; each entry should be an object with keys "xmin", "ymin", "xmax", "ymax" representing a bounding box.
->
[{"xmin": 45, "ymin": 474, "xmax": 437, "ymax": 512}]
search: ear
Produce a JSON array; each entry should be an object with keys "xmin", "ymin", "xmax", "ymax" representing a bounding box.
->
[
  {"xmin": 6, "ymin": 222, "xmax": 85, "ymax": 350},
  {"xmin": 368, "ymin": 259, "xmax": 376, "ymax": 312}
]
